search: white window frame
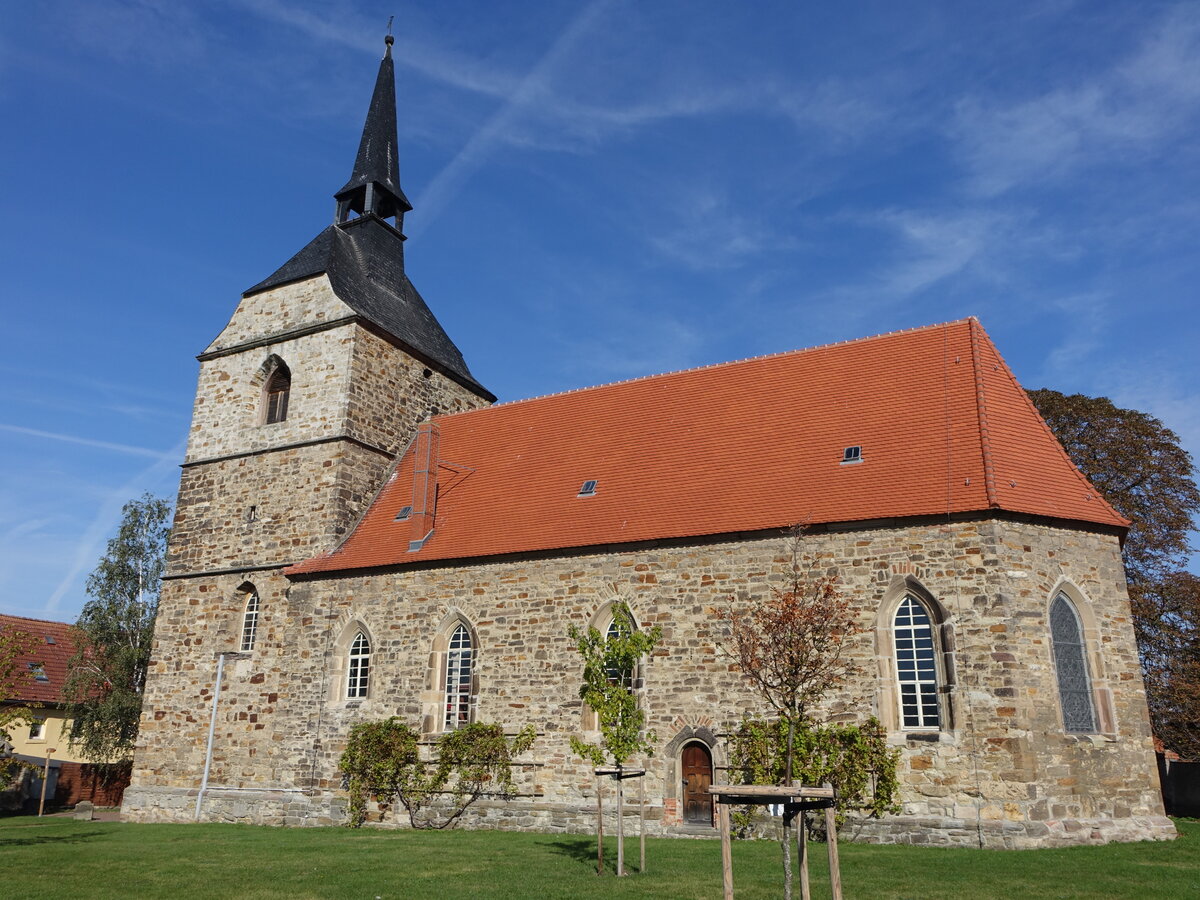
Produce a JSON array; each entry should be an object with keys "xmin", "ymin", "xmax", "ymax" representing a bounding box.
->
[
  {"xmin": 893, "ymin": 594, "xmax": 941, "ymax": 730},
  {"xmin": 240, "ymin": 589, "xmax": 260, "ymax": 652},
  {"xmin": 443, "ymin": 624, "xmax": 473, "ymax": 730},
  {"xmin": 347, "ymin": 631, "xmax": 371, "ymax": 699}
]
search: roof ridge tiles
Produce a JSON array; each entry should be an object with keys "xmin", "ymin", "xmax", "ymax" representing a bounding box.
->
[
  {"xmin": 967, "ymin": 318, "xmax": 1001, "ymax": 508},
  {"xmin": 440, "ymin": 317, "xmax": 979, "ymax": 422}
]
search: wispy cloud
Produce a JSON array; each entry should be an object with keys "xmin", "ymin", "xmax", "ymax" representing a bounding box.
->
[
  {"xmin": 0, "ymin": 424, "xmax": 177, "ymax": 459},
  {"xmin": 411, "ymin": 0, "xmax": 615, "ymax": 233},
  {"xmin": 951, "ymin": 5, "xmax": 1200, "ymax": 195},
  {"xmin": 41, "ymin": 434, "xmax": 186, "ymax": 614},
  {"xmin": 644, "ymin": 187, "xmax": 785, "ymax": 271}
]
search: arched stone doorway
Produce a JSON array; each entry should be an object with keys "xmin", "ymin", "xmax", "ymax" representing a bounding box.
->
[{"xmin": 681, "ymin": 741, "xmax": 714, "ymax": 825}]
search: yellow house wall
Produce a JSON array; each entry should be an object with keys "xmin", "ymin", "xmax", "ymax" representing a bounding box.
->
[{"xmin": 4, "ymin": 706, "xmax": 91, "ymax": 764}]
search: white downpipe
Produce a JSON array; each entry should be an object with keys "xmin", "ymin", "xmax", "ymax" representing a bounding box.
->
[{"xmin": 195, "ymin": 652, "xmax": 228, "ymax": 821}]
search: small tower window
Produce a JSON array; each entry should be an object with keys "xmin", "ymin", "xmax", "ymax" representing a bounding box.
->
[
  {"xmin": 264, "ymin": 363, "xmax": 291, "ymax": 424},
  {"xmin": 240, "ymin": 588, "xmax": 261, "ymax": 652}
]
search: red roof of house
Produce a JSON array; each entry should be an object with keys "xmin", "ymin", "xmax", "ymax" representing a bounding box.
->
[
  {"xmin": 290, "ymin": 318, "xmax": 1126, "ymax": 576},
  {"xmin": 0, "ymin": 614, "xmax": 76, "ymax": 705}
]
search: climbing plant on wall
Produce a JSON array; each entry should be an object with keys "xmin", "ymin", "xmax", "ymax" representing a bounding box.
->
[{"xmin": 338, "ymin": 718, "xmax": 535, "ymax": 829}]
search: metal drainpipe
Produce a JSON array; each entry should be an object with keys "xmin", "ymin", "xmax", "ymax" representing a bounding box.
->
[{"xmin": 195, "ymin": 652, "xmax": 228, "ymax": 821}]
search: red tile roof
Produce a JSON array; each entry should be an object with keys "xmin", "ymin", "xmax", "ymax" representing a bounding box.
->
[
  {"xmin": 0, "ymin": 614, "xmax": 77, "ymax": 705},
  {"xmin": 290, "ymin": 318, "xmax": 1126, "ymax": 576}
]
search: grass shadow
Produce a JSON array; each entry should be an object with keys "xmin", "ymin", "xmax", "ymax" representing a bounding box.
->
[
  {"xmin": 543, "ymin": 836, "xmax": 598, "ymax": 866},
  {"xmin": 0, "ymin": 831, "xmax": 105, "ymax": 848}
]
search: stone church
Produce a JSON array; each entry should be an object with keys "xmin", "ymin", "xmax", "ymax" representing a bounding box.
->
[{"xmin": 122, "ymin": 37, "xmax": 1174, "ymax": 847}]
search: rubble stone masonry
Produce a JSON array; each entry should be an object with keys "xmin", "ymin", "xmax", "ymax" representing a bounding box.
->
[{"xmin": 126, "ymin": 515, "xmax": 1174, "ymax": 847}]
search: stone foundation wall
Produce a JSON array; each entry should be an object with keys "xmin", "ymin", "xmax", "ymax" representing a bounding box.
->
[{"xmin": 127, "ymin": 518, "xmax": 1173, "ymax": 847}]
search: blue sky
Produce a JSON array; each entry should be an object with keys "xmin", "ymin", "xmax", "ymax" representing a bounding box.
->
[{"xmin": 2, "ymin": 0, "xmax": 1198, "ymax": 622}]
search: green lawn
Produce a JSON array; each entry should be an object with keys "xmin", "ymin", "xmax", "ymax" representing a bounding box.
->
[{"xmin": 1, "ymin": 816, "xmax": 1197, "ymax": 899}]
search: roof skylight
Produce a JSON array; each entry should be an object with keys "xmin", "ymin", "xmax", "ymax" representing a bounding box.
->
[
  {"xmin": 841, "ymin": 445, "xmax": 863, "ymax": 465},
  {"xmin": 578, "ymin": 480, "xmax": 598, "ymax": 497},
  {"xmin": 394, "ymin": 505, "xmax": 413, "ymax": 521}
]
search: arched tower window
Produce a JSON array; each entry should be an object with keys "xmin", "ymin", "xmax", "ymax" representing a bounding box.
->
[
  {"xmin": 347, "ymin": 631, "xmax": 371, "ymax": 699},
  {"xmin": 263, "ymin": 362, "xmax": 291, "ymax": 424},
  {"xmin": 239, "ymin": 586, "xmax": 260, "ymax": 652},
  {"xmin": 443, "ymin": 624, "xmax": 474, "ymax": 730},
  {"xmin": 893, "ymin": 594, "xmax": 941, "ymax": 730},
  {"xmin": 1050, "ymin": 593, "xmax": 1097, "ymax": 733}
]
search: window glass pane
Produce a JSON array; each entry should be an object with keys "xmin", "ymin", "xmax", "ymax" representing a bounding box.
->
[
  {"xmin": 444, "ymin": 625, "xmax": 473, "ymax": 730},
  {"xmin": 893, "ymin": 595, "xmax": 940, "ymax": 729},
  {"xmin": 347, "ymin": 631, "xmax": 370, "ymax": 699},
  {"xmin": 1050, "ymin": 595, "xmax": 1097, "ymax": 733},
  {"xmin": 240, "ymin": 590, "xmax": 260, "ymax": 652}
]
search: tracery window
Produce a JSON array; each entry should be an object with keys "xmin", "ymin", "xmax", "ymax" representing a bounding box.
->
[
  {"xmin": 264, "ymin": 363, "xmax": 291, "ymax": 424},
  {"xmin": 605, "ymin": 619, "xmax": 634, "ymax": 687},
  {"xmin": 443, "ymin": 624, "xmax": 473, "ymax": 730},
  {"xmin": 347, "ymin": 631, "xmax": 371, "ymax": 699},
  {"xmin": 893, "ymin": 594, "xmax": 941, "ymax": 730},
  {"xmin": 239, "ymin": 588, "xmax": 260, "ymax": 652},
  {"xmin": 1050, "ymin": 593, "xmax": 1097, "ymax": 733}
]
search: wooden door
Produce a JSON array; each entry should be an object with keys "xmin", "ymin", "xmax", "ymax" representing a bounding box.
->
[{"xmin": 681, "ymin": 742, "xmax": 714, "ymax": 825}]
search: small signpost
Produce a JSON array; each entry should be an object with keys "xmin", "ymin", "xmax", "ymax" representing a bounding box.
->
[
  {"xmin": 708, "ymin": 783, "xmax": 842, "ymax": 900},
  {"xmin": 594, "ymin": 765, "xmax": 646, "ymax": 876}
]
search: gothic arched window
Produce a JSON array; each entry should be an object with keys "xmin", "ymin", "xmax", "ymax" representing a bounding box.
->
[
  {"xmin": 893, "ymin": 594, "xmax": 941, "ymax": 730},
  {"xmin": 443, "ymin": 624, "xmax": 474, "ymax": 730},
  {"xmin": 1050, "ymin": 593, "xmax": 1097, "ymax": 733},
  {"xmin": 239, "ymin": 587, "xmax": 260, "ymax": 652},
  {"xmin": 347, "ymin": 631, "xmax": 371, "ymax": 699},
  {"xmin": 264, "ymin": 362, "xmax": 291, "ymax": 424}
]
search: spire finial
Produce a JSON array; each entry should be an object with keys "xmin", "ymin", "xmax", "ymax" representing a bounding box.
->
[{"xmin": 385, "ymin": 16, "xmax": 395, "ymax": 55}]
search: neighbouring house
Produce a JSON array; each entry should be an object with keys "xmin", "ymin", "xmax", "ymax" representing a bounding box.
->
[
  {"xmin": 121, "ymin": 36, "xmax": 1174, "ymax": 848},
  {"xmin": 0, "ymin": 614, "xmax": 128, "ymax": 810}
]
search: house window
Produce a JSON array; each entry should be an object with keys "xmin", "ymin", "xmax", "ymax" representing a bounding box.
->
[
  {"xmin": 1050, "ymin": 593, "xmax": 1097, "ymax": 733},
  {"xmin": 894, "ymin": 594, "xmax": 940, "ymax": 730},
  {"xmin": 240, "ymin": 589, "xmax": 260, "ymax": 652},
  {"xmin": 347, "ymin": 631, "xmax": 371, "ymax": 699},
  {"xmin": 443, "ymin": 625, "xmax": 474, "ymax": 730},
  {"xmin": 29, "ymin": 718, "xmax": 45, "ymax": 741},
  {"xmin": 264, "ymin": 363, "xmax": 291, "ymax": 424}
]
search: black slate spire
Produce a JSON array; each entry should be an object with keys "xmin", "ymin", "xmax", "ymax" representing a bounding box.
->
[
  {"xmin": 335, "ymin": 33, "xmax": 413, "ymax": 232},
  {"xmin": 243, "ymin": 33, "xmax": 494, "ymax": 403}
]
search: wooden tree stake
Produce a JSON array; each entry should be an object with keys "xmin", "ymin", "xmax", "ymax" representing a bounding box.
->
[
  {"xmin": 718, "ymin": 800, "xmax": 734, "ymax": 900},
  {"xmin": 639, "ymin": 774, "xmax": 646, "ymax": 873},
  {"xmin": 596, "ymin": 774, "xmax": 604, "ymax": 875},
  {"xmin": 824, "ymin": 784, "xmax": 843, "ymax": 900},
  {"xmin": 798, "ymin": 810, "xmax": 810, "ymax": 900},
  {"xmin": 616, "ymin": 773, "xmax": 625, "ymax": 877}
]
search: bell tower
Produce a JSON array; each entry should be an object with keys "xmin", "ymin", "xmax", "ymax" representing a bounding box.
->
[{"xmin": 125, "ymin": 34, "xmax": 493, "ymax": 822}]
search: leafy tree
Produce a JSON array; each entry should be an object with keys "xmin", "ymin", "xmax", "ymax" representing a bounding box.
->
[
  {"xmin": 1028, "ymin": 389, "xmax": 1200, "ymax": 757},
  {"xmin": 716, "ymin": 528, "xmax": 863, "ymax": 900},
  {"xmin": 568, "ymin": 601, "xmax": 662, "ymax": 876},
  {"xmin": 338, "ymin": 718, "xmax": 535, "ymax": 829},
  {"xmin": 1133, "ymin": 571, "xmax": 1200, "ymax": 759},
  {"xmin": 1, "ymin": 626, "xmax": 38, "ymax": 784},
  {"xmin": 62, "ymin": 493, "xmax": 171, "ymax": 765},
  {"xmin": 568, "ymin": 602, "xmax": 662, "ymax": 768},
  {"xmin": 1028, "ymin": 389, "xmax": 1199, "ymax": 580}
]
